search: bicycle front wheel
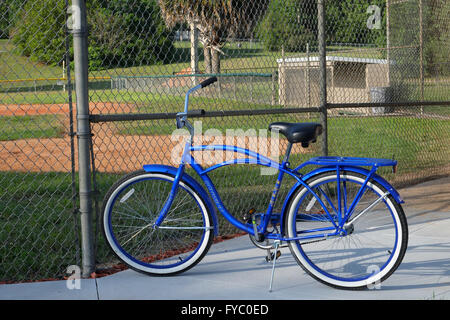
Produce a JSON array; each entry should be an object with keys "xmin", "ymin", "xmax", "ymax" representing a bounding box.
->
[
  {"xmin": 102, "ymin": 170, "xmax": 214, "ymax": 276},
  {"xmin": 285, "ymin": 171, "xmax": 408, "ymax": 289}
]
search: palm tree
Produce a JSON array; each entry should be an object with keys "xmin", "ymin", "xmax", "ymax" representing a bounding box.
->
[{"xmin": 158, "ymin": 0, "xmax": 265, "ymax": 74}]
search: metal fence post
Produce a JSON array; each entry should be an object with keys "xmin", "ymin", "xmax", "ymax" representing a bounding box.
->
[
  {"xmin": 190, "ymin": 20, "xmax": 199, "ymax": 86},
  {"xmin": 318, "ymin": 0, "xmax": 328, "ymax": 157},
  {"xmin": 72, "ymin": 0, "xmax": 95, "ymax": 278}
]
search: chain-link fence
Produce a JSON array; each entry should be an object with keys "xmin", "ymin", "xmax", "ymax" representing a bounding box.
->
[
  {"xmin": 0, "ymin": 0, "xmax": 79, "ymax": 283},
  {"xmin": 1, "ymin": 0, "xmax": 449, "ymax": 282}
]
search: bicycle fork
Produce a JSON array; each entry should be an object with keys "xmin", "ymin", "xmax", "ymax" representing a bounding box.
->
[
  {"xmin": 153, "ymin": 163, "xmax": 185, "ymax": 228},
  {"xmin": 154, "ymin": 140, "xmax": 193, "ymax": 228},
  {"xmin": 153, "ymin": 141, "xmax": 192, "ymax": 229},
  {"xmin": 152, "ymin": 143, "xmax": 215, "ymax": 233}
]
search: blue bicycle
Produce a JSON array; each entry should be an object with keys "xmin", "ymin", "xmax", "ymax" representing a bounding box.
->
[{"xmin": 102, "ymin": 77, "xmax": 408, "ymax": 290}]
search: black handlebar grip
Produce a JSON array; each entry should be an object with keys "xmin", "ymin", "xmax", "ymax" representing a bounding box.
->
[
  {"xmin": 200, "ymin": 77, "xmax": 217, "ymax": 88},
  {"xmin": 188, "ymin": 109, "xmax": 205, "ymax": 116}
]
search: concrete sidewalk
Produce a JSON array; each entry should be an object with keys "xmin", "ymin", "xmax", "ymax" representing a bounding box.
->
[{"xmin": 1, "ymin": 177, "xmax": 449, "ymax": 300}]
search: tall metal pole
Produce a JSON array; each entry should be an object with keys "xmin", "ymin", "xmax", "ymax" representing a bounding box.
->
[
  {"xmin": 318, "ymin": 0, "xmax": 328, "ymax": 156},
  {"xmin": 386, "ymin": 0, "xmax": 391, "ymax": 85},
  {"xmin": 419, "ymin": 0, "xmax": 424, "ymax": 114},
  {"xmin": 307, "ymin": 42, "xmax": 311, "ymax": 109},
  {"xmin": 71, "ymin": 0, "xmax": 95, "ymax": 278},
  {"xmin": 190, "ymin": 20, "xmax": 199, "ymax": 86}
]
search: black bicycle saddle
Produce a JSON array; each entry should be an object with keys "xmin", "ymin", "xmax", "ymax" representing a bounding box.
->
[{"xmin": 268, "ymin": 122, "xmax": 323, "ymax": 147}]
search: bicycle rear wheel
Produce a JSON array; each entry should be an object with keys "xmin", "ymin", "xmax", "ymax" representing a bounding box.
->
[
  {"xmin": 285, "ymin": 171, "xmax": 408, "ymax": 289},
  {"xmin": 102, "ymin": 170, "xmax": 214, "ymax": 276}
]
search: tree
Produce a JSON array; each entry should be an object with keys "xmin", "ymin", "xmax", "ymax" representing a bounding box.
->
[
  {"xmin": 11, "ymin": 0, "xmax": 174, "ymax": 70},
  {"xmin": 11, "ymin": 0, "xmax": 66, "ymax": 65},
  {"xmin": 0, "ymin": 0, "xmax": 23, "ymax": 39},
  {"xmin": 422, "ymin": 0, "xmax": 450, "ymax": 76},
  {"xmin": 158, "ymin": 0, "xmax": 262, "ymax": 74},
  {"xmin": 86, "ymin": 0, "xmax": 175, "ymax": 70},
  {"xmin": 329, "ymin": 0, "xmax": 386, "ymax": 46},
  {"xmin": 256, "ymin": 0, "xmax": 317, "ymax": 52},
  {"xmin": 0, "ymin": 1, "xmax": 9, "ymax": 39},
  {"xmin": 256, "ymin": 0, "xmax": 388, "ymax": 52}
]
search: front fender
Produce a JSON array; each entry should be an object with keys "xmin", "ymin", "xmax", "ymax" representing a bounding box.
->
[{"xmin": 143, "ymin": 164, "xmax": 219, "ymax": 236}]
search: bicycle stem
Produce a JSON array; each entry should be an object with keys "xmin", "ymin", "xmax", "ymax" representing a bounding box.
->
[
  {"xmin": 184, "ymin": 85, "xmax": 202, "ymax": 114},
  {"xmin": 177, "ymin": 77, "xmax": 217, "ymax": 138}
]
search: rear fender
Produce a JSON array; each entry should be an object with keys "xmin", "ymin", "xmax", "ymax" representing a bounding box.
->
[{"xmin": 280, "ymin": 166, "xmax": 404, "ymax": 234}]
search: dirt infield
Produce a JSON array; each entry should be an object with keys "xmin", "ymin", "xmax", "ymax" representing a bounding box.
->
[
  {"xmin": 0, "ymin": 102, "xmax": 135, "ymax": 116},
  {"xmin": 0, "ymin": 102, "xmax": 175, "ymax": 172},
  {"xmin": 0, "ymin": 102, "xmax": 305, "ymax": 173}
]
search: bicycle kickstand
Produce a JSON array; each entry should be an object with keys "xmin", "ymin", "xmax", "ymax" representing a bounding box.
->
[
  {"xmin": 268, "ymin": 240, "xmax": 281, "ymax": 292},
  {"xmin": 265, "ymin": 245, "xmax": 281, "ymax": 262}
]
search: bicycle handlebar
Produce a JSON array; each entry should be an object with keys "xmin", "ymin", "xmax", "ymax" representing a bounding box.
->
[
  {"xmin": 199, "ymin": 76, "xmax": 217, "ymax": 88},
  {"xmin": 178, "ymin": 77, "xmax": 217, "ymax": 131}
]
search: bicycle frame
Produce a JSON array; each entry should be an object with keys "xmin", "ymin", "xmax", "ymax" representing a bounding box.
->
[
  {"xmin": 102, "ymin": 77, "xmax": 408, "ymax": 289},
  {"xmin": 149, "ymin": 140, "xmax": 401, "ymax": 243},
  {"xmin": 149, "ymin": 77, "xmax": 402, "ymax": 244}
]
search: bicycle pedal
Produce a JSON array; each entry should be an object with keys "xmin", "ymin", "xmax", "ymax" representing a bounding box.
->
[
  {"xmin": 242, "ymin": 208, "xmax": 256, "ymax": 222},
  {"xmin": 243, "ymin": 208, "xmax": 265, "ymax": 242},
  {"xmin": 265, "ymin": 250, "xmax": 281, "ymax": 262}
]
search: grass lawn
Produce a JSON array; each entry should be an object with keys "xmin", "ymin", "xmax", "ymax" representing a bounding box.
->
[
  {"xmin": 0, "ymin": 114, "xmax": 66, "ymax": 141},
  {"xmin": 0, "ymin": 40, "xmax": 63, "ymax": 81},
  {"xmin": 0, "ymin": 171, "xmax": 79, "ymax": 282},
  {"xmin": 327, "ymin": 116, "xmax": 450, "ymax": 177},
  {"xmin": 0, "ymin": 170, "xmax": 127, "ymax": 282}
]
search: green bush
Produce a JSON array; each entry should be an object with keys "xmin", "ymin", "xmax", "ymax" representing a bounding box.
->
[
  {"xmin": 0, "ymin": 1, "xmax": 9, "ymax": 39},
  {"xmin": 11, "ymin": 0, "xmax": 174, "ymax": 70},
  {"xmin": 422, "ymin": 0, "xmax": 450, "ymax": 77}
]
